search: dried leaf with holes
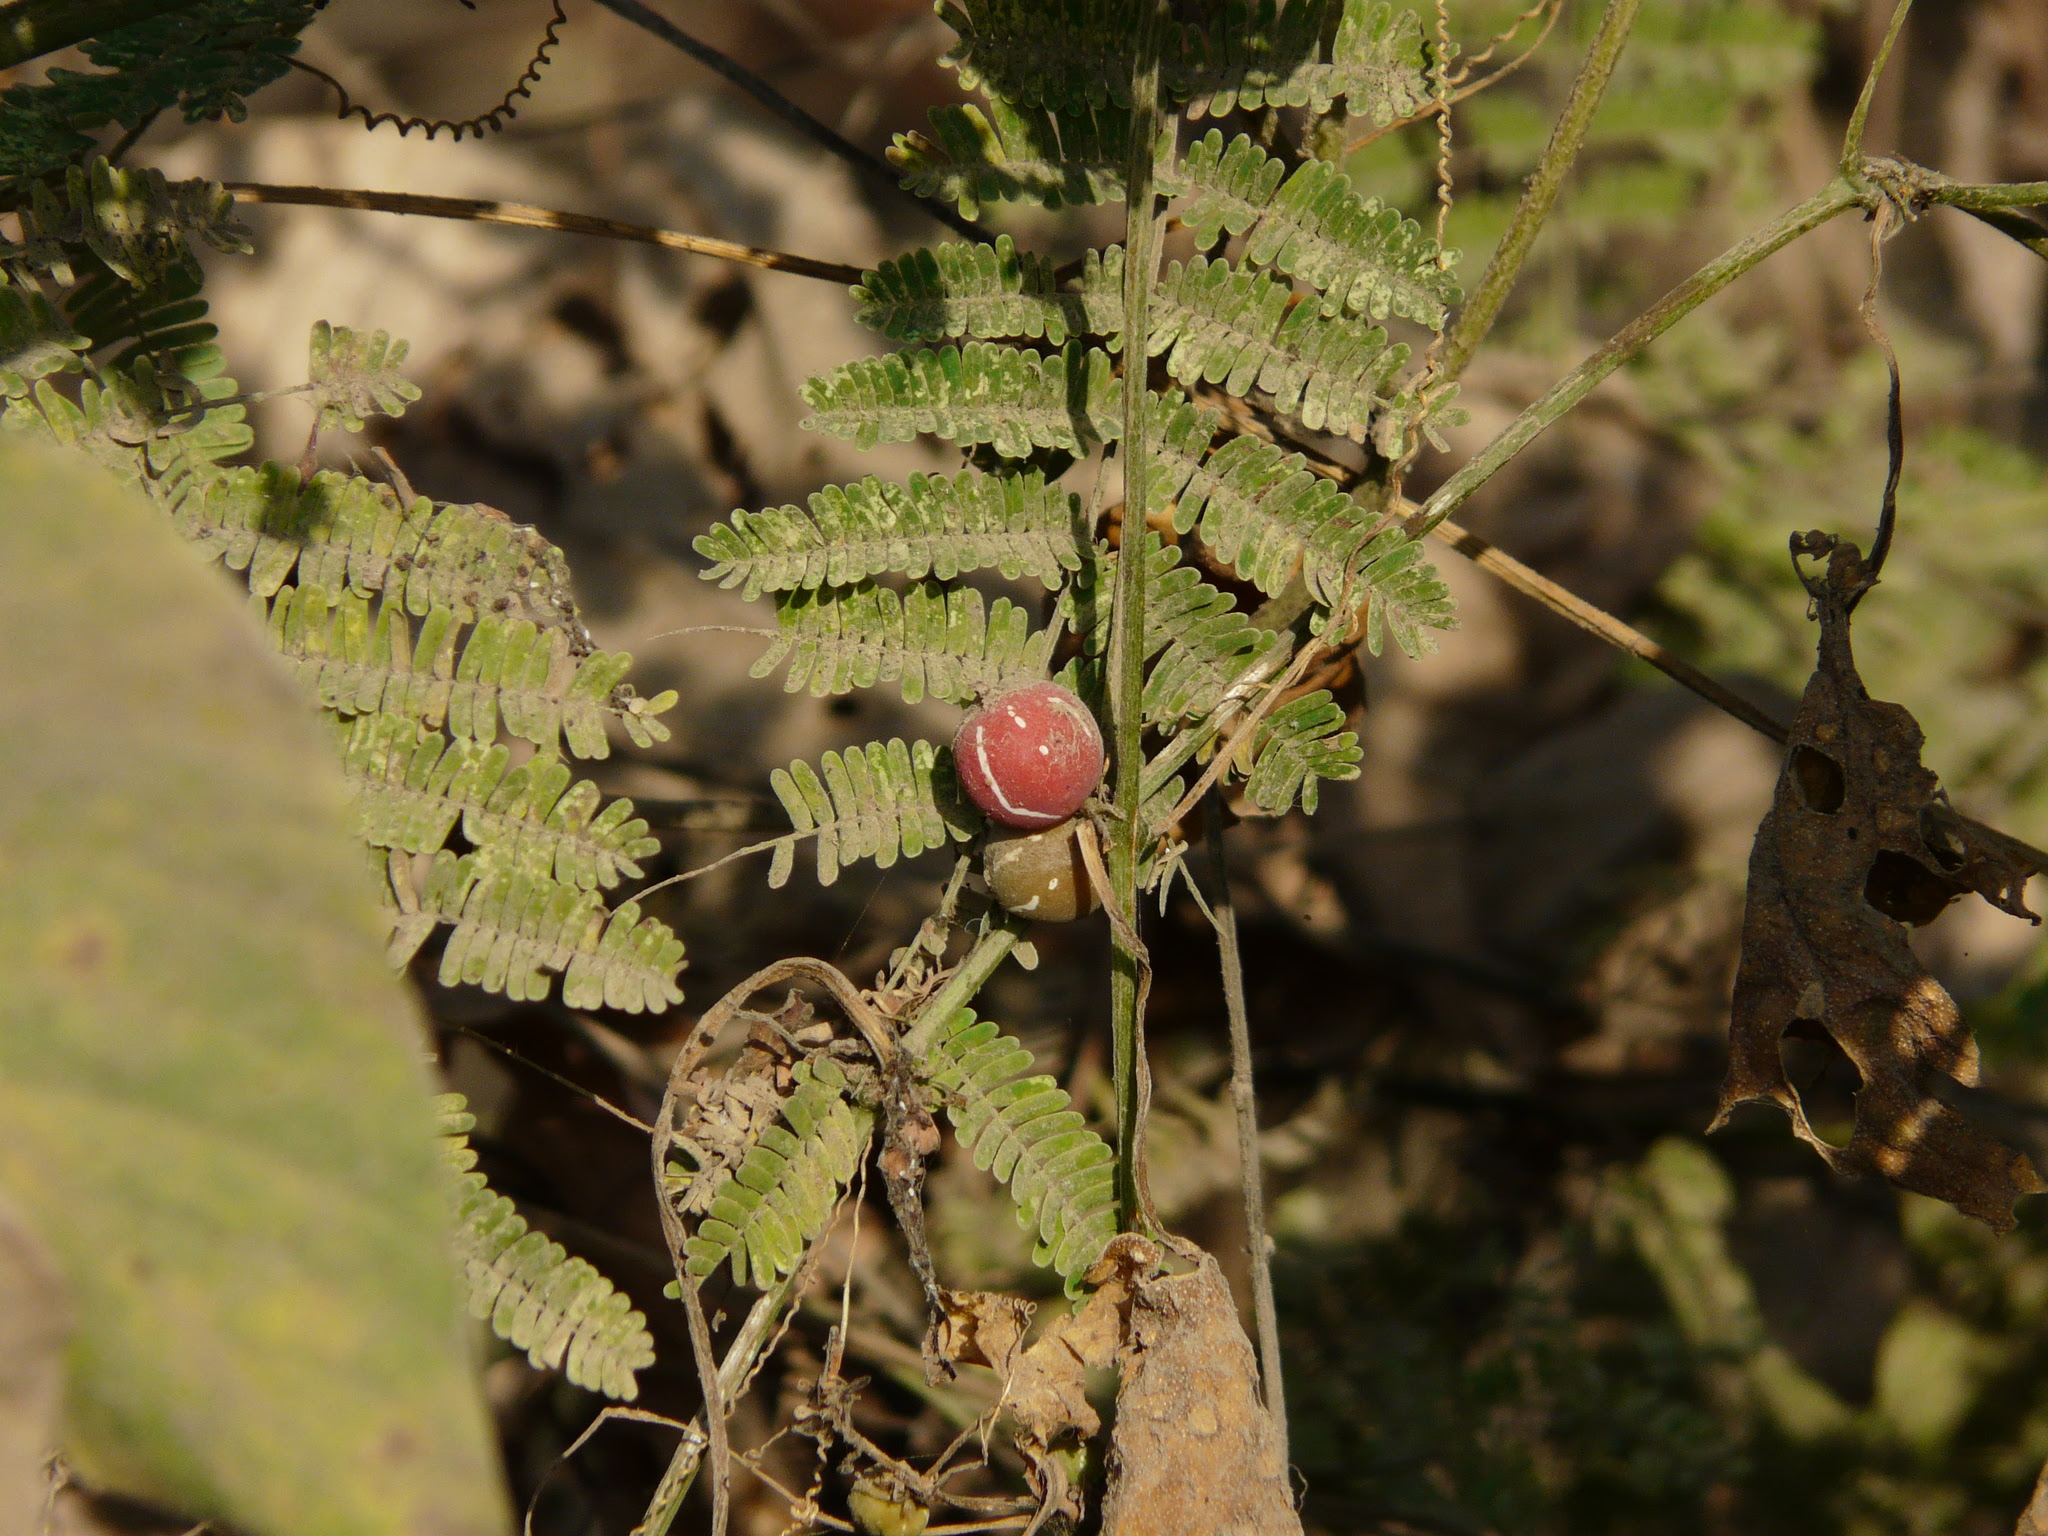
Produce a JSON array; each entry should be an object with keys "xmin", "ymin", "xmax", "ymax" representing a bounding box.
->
[
  {"xmin": 927, "ymin": 1288, "xmax": 1035, "ymax": 1379},
  {"xmin": 1099, "ymin": 1251, "xmax": 1301, "ymax": 1536},
  {"xmin": 1711, "ymin": 535, "xmax": 2043, "ymax": 1230}
]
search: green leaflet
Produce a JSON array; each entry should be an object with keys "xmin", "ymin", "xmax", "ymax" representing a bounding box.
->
[
  {"xmin": 752, "ymin": 578, "xmax": 1058, "ymax": 705},
  {"xmin": 437, "ymin": 1096, "xmax": 655, "ymax": 1401},
  {"xmin": 386, "ymin": 850, "xmax": 686, "ymax": 1014},
  {"xmin": 341, "ymin": 712, "xmax": 659, "ymax": 892},
  {"xmin": 1141, "ymin": 550, "xmax": 1293, "ymax": 726},
  {"xmin": 937, "ymin": 0, "xmax": 1431, "ymax": 121},
  {"xmin": 1144, "ymin": 249, "xmax": 1407, "ymax": 440},
  {"xmin": 918, "ymin": 1009, "xmax": 1118, "ymax": 1291},
  {"xmin": 768, "ymin": 739, "xmax": 981, "ymax": 888},
  {"xmin": 1179, "ymin": 129, "xmax": 1461, "ymax": 327},
  {"xmin": 1243, "ymin": 689, "xmax": 1361, "ymax": 815},
  {"xmin": 8, "ymin": 188, "xmax": 683, "ymax": 1022},
  {"xmin": 62, "ymin": 263, "xmax": 227, "ymax": 377},
  {"xmin": 676, "ymin": 1059, "xmax": 876, "ymax": 1289},
  {"xmin": 695, "ymin": 466, "xmax": 1085, "ymax": 598},
  {"xmin": 801, "ymin": 340, "xmax": 1120, "ymax": 456}
]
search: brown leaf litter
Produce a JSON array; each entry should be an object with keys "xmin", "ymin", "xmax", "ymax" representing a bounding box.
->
[{"xmin": 1712, "ymin": 534, "xmax": 2043, "ymax": 1230}]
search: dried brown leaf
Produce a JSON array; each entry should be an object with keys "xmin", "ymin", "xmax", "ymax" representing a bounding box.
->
[
  {"xmin": 1712, "ymin": 535, "xmax": 2044, "ymax": 1230},
  {"xmin": 928, "ymin": 1289, "xmax": 1035, "ymax": 1378},
  {"xmin": 1099, "ymin": 1252, "xmax": 1301, "ymax": 1536}
]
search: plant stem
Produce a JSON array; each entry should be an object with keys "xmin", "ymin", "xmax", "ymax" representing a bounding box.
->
[
  {"xmin": 1919, "ymin": 179, "xmax": 2048, "ymax": 262},
  {"xmin": 0, "ymin": 0, "xmax": 203, "ymax": 70},
  {"xmin": 1841, "ymin": 0, "xmax": 1915, "ymax": 169},
  {"xmin": 226, "ymin": 183, "xmax": 866, "ymax": 284},
  {"xmin": 1926, "ymin": 179, "xmax": 2048, "ymax": 212},
  {"xmin": 633, "ymin": 1273, "xmax": 809, "ymax": 1536},
  {"xmin": 585, "ymin": 0, "xmax": 982, "ymax": 242},
  {"xmin": 1436, "ymin": 0, "xmax": 1644, "ymax": 384},
  {"xmin": 1428, "ymin": 517, "xmax": 1788, "ymax": 740},
  {"xmin": 1417, "ymin": 177, "xmax": 1861, "ymax": 533},
  {"xmin": 1204, "ymin": 794, "xmax": 1287, "ymax": 1453},
  {"xmin": 899, "ymin": 922, "xmax": 1021, "ymax": 1059},
  {"xmin": 1106, "ymin": 2, "xmax": 1171, "ymax": 1234}
]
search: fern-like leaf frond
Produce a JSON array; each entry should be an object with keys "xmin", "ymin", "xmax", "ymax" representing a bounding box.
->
[
  {"xmin": 1346, "ymin": 526, "xmax": 1458, "ymax": 658},
  {"xmin": 387, "ymin": 851, "xmax": 686, "ymax": 1013},
  {"xmin": 919, "ymin": 1008, "xmax": 1117, "ymax": 1288},
  {"xmin": 309, "ymin": 320, "xmax": 422, "ymax": 434},
  {"xmin": 694, "ymin": 467, "xmax": 1083, "ymax": 598},
  {"xmin": 1147, "ymin": 252, "xmax": 1407, "ymax": 440},
  {"xmin": 801, "ymin": 342, "xmax": 1118, "ymax": 456},
  {"xmin": 437, "ymin": 1094, "xmax": 656, "ymax": 1400},
  {"xmin": 752, "ymin": 579, "xmax": 1056, "ymax": 705},
  {"xmin": 674, "ymin": 1058, "xmax": 875, "ymax": 1289},
  {"xmin": 769, "ymin": 739, "xmax": 979, "ymax": 888},
  {"xmin": 888, "ymin": 98, "xmax": 1139, "ymax": 218},
  {"xmin": 852, "ymin": 243, "xmax": 1405, "ymax": 442},
  {"xmin": 0, "ymin": 3, "xmax": 321, "ymax": 180},
  {"xmin": 1144, "ymin": 397, "xmax": 1457, "ymax": 655},
  {"xmin": 265, "ymin": 583, "xmax": 670, "ymax": 757},
  {"xmin": 1142, "ymin": 550, "xmax": 1292, "ymax": 726},
  {"xmin": 852, "ymin": 234, "xmax": 1116, "ymax": 347},
  {"xmin": 60, "ymin": 263, "xmax": 223, "ymax": 380},
  {"xmin": 342, "ymin": 713, "xmax": 658, "ymax": 891},
  {"xmin": 1177, "ymin": 0, "xmax": 1434, "ymax": 120},
  {"xmin": 938, "ymin": 0, "xmax": 1431, "ymax": 122},
  {"xmin": 1179, "ymin": 129, "xmax": 1460, "ymax": 327}
]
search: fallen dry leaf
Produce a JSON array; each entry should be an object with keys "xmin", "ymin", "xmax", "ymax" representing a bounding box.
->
[
  {"xmin": 1712, "ymin": 534, "xmax": 2043, "ymax": 1230},
  {"xmin": 1099, "ymin": 1251, "xmax": 1300, "ymax": 1536}
]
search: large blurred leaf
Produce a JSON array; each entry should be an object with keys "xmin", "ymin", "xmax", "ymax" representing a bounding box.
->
[{"xmin": 0, "ymin": 442, "xmax": 507, "ymax": 1536}]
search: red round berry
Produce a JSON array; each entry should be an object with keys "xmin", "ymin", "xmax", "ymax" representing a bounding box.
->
[{"xmin": 952, "ymin": 682, "xmax": 1104, "ymax": 829}]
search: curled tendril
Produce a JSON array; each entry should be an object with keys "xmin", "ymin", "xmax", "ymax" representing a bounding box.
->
[{"xmin": 286, "ymin": 0, "xmax": 568, "ymax": 142}]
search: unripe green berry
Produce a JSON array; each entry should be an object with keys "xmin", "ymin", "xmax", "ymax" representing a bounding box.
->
[
  {"xmin": 984, "ymin": 818, "xmax": 1100, "ymax": 923},
  {"xmin": 848, "ymin": 1478, "xmax": 929, "ymax": 1536}
]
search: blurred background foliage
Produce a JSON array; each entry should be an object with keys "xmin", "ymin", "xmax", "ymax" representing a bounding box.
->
[{"xmin": 19, "ymin": 0, "xmax": 2048, "ymax": 1532}]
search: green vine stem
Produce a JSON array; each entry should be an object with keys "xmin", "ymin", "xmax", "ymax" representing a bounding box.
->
[
  {"xmin": 1926, "ymin": 179, "xmax": 2048, "ymax": 212},
  {"xmin": 899, "ymin": 922, "xmax": 1022, "ymax": 1060},
  {"xmin": 1436, "ymin": 0, "xmax": 1645, "ymax": 384},
  {"xmin": 1107, "ymin": 0, "xmax": 1174, "ymax": 1234},
  {"xmin": 1416, "ymin": 176, "xmax": 1862, "ymax": 533},
  {"xmin": 0, "ymin": 0, "xmax": 203, "ymax": 70},
  {"xmin": 1840, "ymin": 0, "xmax": 1915, "ymax": 169}
]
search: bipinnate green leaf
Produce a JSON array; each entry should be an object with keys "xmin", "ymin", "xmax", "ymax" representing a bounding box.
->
[
  {"xmin": 0, "ymin": 442, "xmax": 507, "ymax": 1536},
  {"xmin": 309, "ymin": 319, "xmax": 423, "ymax": 434}
]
